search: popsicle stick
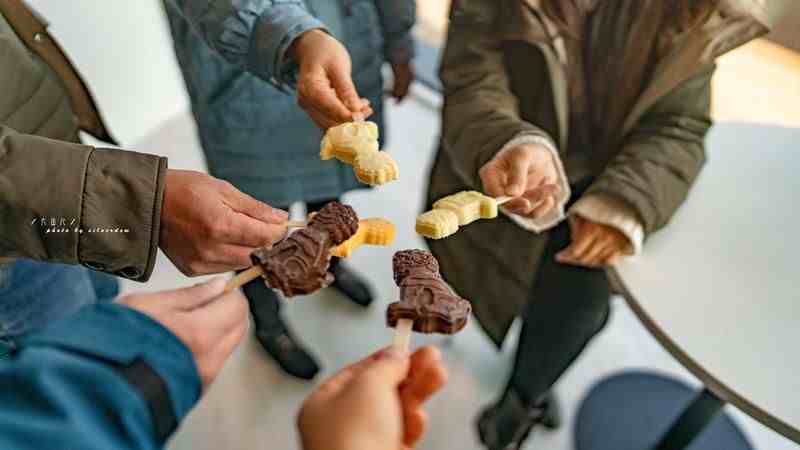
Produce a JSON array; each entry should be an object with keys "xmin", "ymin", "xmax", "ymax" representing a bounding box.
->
[
  {"xmin": 225, "ymin": 265, "xmax": 264, "ymax": 292},
  {"xmin": 352, "ymin": 112, "xmax": 365, "ymax": 122},
  {"xmin": 496, "ymin": 196, "xmax": 513, "ymax": 205},
  {"xmin": 392, "ymin": 319, "xmax": 413, "ymax": 353},
  {"xmin": 287, "ymin": 220, "xmax": 306, "ymax": 228}
]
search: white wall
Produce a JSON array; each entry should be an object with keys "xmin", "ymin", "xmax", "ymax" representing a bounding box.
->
[{"xmin": 27, "ymin": 0, "xmax": 189, "ymax": 145}]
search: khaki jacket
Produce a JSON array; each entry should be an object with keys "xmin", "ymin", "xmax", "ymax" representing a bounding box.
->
[
  {"xmin": 428, "ymin": 0, "xmax": 779, "ymax": 345},
  {"xmin": 0, "ymin": 0, "xmax": 166, "ymax": 281}
]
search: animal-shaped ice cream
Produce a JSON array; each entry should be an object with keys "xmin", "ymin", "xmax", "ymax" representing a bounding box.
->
[
  {"xmin": 416, "ymin": 191, "xmax": 503, "ymax": 240},
  {"xmin": 387, "ymin": 250, "xmax": 471, "ymax": 350},
  {"xmin": 320, "ymin": 121, "xmax": 399, "ymax": 186},
  {"xmin": 233, "ymin": 202, "xmax": 359, "ymax": 297},
  {"xmin": 331, "ymin": 218, "xmax": 396, "ymax": 258}
]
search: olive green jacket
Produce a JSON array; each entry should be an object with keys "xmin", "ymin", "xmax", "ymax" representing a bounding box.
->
[
  {"xmin": 428, "ymin": 0, "xmax": 780, "ymax": 345},
  {"xmin": 0, "ymin": 1, "xmax": 167, "ymax": 281}
]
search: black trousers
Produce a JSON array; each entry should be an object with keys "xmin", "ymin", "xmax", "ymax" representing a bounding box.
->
[
  {"xmin": 508, "ymin": 185, "xmax": 612, "ymax": 407},
  {"xmin": 241, "ymin": 198, "xmax": 339, "ymax": 336}
]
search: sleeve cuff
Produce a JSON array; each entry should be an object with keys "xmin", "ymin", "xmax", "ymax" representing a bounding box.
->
[
  {"xmin": 250, "ymin": 5, "xmax": 328, "ymax": 88},
  {"xmin": 497, "ymin": 134, "xmax": 571, "ymax": 233},
  {"xmin": 19, "ymin": 303, "xmax": 202, "ymax": 422},
  {"xmin": 78, "ymin": 148, "xmax": 167, "ymax": 282},
  {"xmin": 569, "ymin": 194, "xmax": 645, "ymax": 255}
]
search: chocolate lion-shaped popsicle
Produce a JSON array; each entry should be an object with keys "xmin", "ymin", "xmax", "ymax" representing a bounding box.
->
[
  {"xmin": 250, "ymin": 202, "xmax": 358, "ymax": 297},
  {"xmin": 387, "ymin": 250, "xmax": 471, "ymax": 336}
]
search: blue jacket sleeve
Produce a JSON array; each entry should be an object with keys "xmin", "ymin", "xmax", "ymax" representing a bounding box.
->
[
  {"xmin": 164, "ymin": 0, "xmax": 327, "ymax": 87},
  {"xmin": 373, "ymin": 0, "xmax": 416, "ymax": 63},
  {"xmin": 0, "ymin": 303, "xmax": 201, "ymax": 450}
]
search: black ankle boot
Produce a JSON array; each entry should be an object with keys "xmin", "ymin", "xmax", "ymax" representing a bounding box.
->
[
  {"xmin": 330, "ymin": 262, "xmax": 374, "ymax": 307},
  {"xmin": 256, "ymin": 328, "xmax": 320, "ymax": 381},
  {"xmin": 477, "ymin": 390, "xmax": 561, "ymax": 450}
]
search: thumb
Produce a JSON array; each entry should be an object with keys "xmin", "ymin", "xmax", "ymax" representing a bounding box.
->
[
  {"xmin": 224, "ymin": 187, "xmax": 288, "ymax": 224},
  {"xmin": 357, "ymin": 349, "xmax": 411, "ymax": 387},
  {"xmin": 165, "ymin": 277, "xmax": 228, "ymax": 310}
]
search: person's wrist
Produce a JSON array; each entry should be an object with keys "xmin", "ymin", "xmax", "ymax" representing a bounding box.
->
[{"xmin": 288, "ymin": 28, "xmax": 328, "ymax": 62}]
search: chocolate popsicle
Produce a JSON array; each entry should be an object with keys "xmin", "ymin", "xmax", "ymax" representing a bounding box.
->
[
  {"xmin": 387, "ymin": 250, "xmax": 471, "ymax": 350},
  {"xmin": 237, "ymin": 201, "xmax": 358, "ymax": 297}
]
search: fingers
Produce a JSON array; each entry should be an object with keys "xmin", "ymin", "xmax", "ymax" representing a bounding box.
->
[
  {"xmin": 403, "ymin": 409, "xmax": 428, "ymax": 446},
  {"xmin": 504, "ymin": 151, "xmax": 533, "ymax": 197},
  {"xmin": 479, "ymin": 162, "xmax": 508, "ymax": 198},
  {"xmin": 313, "ymin": 347, "xmax": 401, "ymax": 400},
  {"xmin": 156, "ymin": 278, "xmax": 228, "ymax": 311},
  {"xmin": 221, "ymin": 213, "xmax": 288, "ymax": 248},
  {"xmin": 194, "ymin": 289, "xmax": 249, "ymax": 338},
  {"xmin": 329, "ymin": 65, "xmax": 361, "ymax": 113},
  {"xmin": 223, "ymin": 187, "xmax": 288, "ymax": 224},
  {"xmin": 299, "ymin": 67, "xmax": 353, "ymax": 127},
  {"xmin": 400, "ymin": 347, "xmax": 447, "ymax": 407},
  {"xmin": 530, "ymin": 195, "xmax": 555, "ymax": 219}
]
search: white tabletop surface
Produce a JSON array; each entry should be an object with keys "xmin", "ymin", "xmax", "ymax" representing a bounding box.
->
[{"xmin": 611, "ymin": 122, "xmax": 800, "ymax": 443}]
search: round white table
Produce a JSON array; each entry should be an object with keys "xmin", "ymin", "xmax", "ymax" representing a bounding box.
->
[{"xmin": 580, "ymin": 122, "xmax": 800, "ymax": 449}]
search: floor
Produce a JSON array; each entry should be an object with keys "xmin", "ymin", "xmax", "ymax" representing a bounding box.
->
[{"xmin": 125, "ymin": 86, "xmax": 797, "ymax": 450}]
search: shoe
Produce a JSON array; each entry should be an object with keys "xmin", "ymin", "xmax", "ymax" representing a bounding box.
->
[
  {"xmin": 331, "ymin": 263, "xmax": 374, "ymax": 307},
  {"xmin": 256, "ymin": 329, "xmax": 320, "ymax": 381},
  {"xmin": 477, "ymin": 390, "xmax": 561, "ymax": 450}
]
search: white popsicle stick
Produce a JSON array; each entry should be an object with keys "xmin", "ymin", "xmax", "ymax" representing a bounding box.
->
[
  {"xmin": 287, "ymin": 220, "xmax": 306, "ymax": 228},
  {"xmin": 392, "ymin": 319, "xmax": 413, "ymax": 353},
  {"xmin": 496, "ymin": 196, "xmax": 513, "ymax": 205}
]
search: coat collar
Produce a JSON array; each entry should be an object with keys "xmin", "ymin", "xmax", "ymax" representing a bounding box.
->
[{"xmin": 508, "ymin": 0, "xmax": 777, "ymax": 143}]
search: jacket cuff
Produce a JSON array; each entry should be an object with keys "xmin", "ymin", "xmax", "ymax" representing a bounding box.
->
[
  {"xmin": 570, "ymin": 194, "xmax": 644, "ymax": 255},
  {"xmin": 19, "ymin": 303, "xmax": 201, "ymax": 423},
  {"xmin": 78, "ymin": 148, "xmax": 166, "ymax": 282},
  {"xmin": 497, "ymin": 134, "xmax": 571, "ymax": 233},
  {"xmin": 250, "ymin": 4, "xmax": 327, "ymax": 88}
]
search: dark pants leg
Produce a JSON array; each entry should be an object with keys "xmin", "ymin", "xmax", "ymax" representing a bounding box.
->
[{"xmin": 509, "ymin": 216, "xmax": 612, "ymax": 406}]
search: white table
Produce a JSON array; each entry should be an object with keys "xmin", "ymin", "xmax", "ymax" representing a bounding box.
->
[{"xmin": 605, "ymin": 122, "xmax": 800, "ymax": 448}]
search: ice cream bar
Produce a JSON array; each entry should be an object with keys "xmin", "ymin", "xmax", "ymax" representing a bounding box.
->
[
  {"xmin": 387, "ymin": 250, "xmax": 471, "ymax": 336},
  {"xmin": 331, "ymin": 218, "xmax": 396, "ymax": 258},
  {"xmin": 245, "ymin": 201, "xmax": 359, "ymax": 297}
]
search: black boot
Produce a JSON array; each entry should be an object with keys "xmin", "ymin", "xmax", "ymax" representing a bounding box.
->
[
  {"xmin": 256, "ymin": 327, "xmax": 320, "ymax": 381},
  {"xmin": 241, "ymin": 274, "xmax": 320, "ymax": 381},
  {"xmin": 477, "ymin": 390, "xmax": 561, "ymax": 450},
  {"xmin": 330, "ymin": 261, "xmax": 374, "ymax": 307}
]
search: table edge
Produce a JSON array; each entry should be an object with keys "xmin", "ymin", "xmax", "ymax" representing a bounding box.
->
[{"xmin": 607, "ymin": 266, "xmax": 800, "ymax": 444}]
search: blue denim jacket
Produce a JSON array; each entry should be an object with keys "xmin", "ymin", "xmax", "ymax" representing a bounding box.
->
[{"xmin": 164, "ymin": 0, "xmax": 415, "ymax": 206}]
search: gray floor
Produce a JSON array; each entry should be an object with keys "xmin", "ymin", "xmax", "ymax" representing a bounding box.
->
[{"xmin": 123, "ymin": 87, "xmax": 796, "ymax": 450}]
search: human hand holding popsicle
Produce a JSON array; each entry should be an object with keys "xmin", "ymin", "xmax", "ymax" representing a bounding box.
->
[
  {"xmin": 479, "ymin": 143, "xmax": 561, "ymax": 218},
  {"xmin": 298, "ymin": 346, "xmax": 447, "ymax": 450}
]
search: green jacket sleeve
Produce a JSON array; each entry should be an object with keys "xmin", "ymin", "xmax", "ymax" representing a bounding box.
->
[
  {"xmin": 440, "ymin": 0, "xmax": 555, "ymax": 190},
  {"xmin": 0, "ymin": 125, "xmax": 167, "ymax": 281},
  {"xmin": 585, "ymin": 65, "xmax": 715, "ymax": 235}
]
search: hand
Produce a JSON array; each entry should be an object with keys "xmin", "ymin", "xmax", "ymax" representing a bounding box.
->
[
  {"xmin": 389, "ymin": 61, "xmax": 414, "ymax": 102},
  {"xmin": 119, "ymin": 278, "xmax": 248, "ymax": 388},
  {"xmin": 298, "ymin": 346, "xmax": 448, "ymax": 450},
  {"xmin": 290, "ymin": 29, "xmax": 373, "ymax": 129},
  {"xmin": 556, "ymin": 215, "xmax": 630, "ymax": 267},
  {"xmin": 480, "ymin": 143, "xmax": 560, "ymax": 219},
  {"xmin": 160, "ymin": 170, "xmax": 288, "ymax": 276}
]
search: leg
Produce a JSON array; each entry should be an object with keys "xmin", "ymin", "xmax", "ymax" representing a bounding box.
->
[
  {"xmin": 240, "ymin": 272, "xmax": 320, "ymax": 380},
  {"xmin": 510, "ymin": 222, "xmax": 611, "ymax": 405},
  {"xmin": 479, "ymin": 221, "xmax": 611, "ymax": 449},
  {"xmin": 307, "ymin": 198, "xmax": 374, "ymax": 307}
]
